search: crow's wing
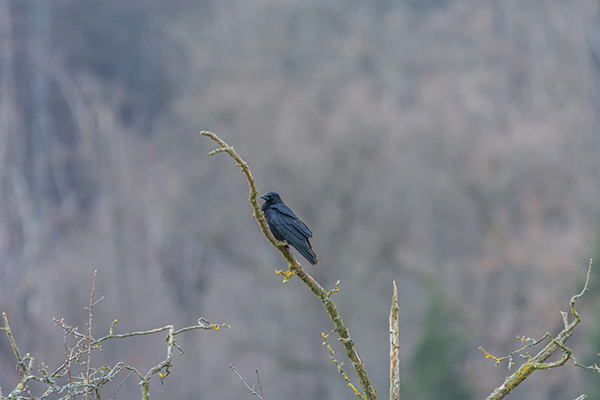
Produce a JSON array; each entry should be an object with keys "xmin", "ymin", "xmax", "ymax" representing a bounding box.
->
[
  {"xmin": 268, "ymin": 208, "xmax": 317, "ymax": 264},
  {"xmin": 263, "ymin": 203, "xmax": 317, "ymax": 265},
  {"xmin": 270, "ymin": 203, "xmax": 313, "ymax": 240}
]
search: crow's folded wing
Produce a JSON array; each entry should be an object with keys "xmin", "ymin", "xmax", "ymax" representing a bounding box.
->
[{"xmin": 270, "ymin": 203, "xmax": 313, "ymax": 240}]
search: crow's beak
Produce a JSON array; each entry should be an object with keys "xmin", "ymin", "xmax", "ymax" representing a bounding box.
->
[{"xmin": 259, "ymin": 194, "xmax": 267, "ymax": 200}]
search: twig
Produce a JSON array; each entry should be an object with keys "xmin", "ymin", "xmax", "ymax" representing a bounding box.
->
[
  {"xmin": 229, "ymin": 365, "xmax": 266, "ymax": 400},
  {"xmin": 109, "ymin": 370, "xmax": 134, "ymax": 400},
  {"xmin": 90, "ymin": 319, "xmax": 230, "ymax": 344},
  {"xmin": 479, "ymin": 333, "xmax": 552, "ymax": 370},
  {"xmin": 63, "ymin": 336, "xmax": 73, "ymax": 383},
  {"xmin": 202, "ymin": 131, "xmax": 376, "ymax": 400},
  {"xmin": 389, "ymin": 281, "xmax": 400, "ymax": 400},
  {"xmin": 255, "ymin": 369, "xmax": 265, "ymax": 399},
  {"xmin": 84, "ymin": 270, "xmax": 99, "ymax": 400},
  {"xmin": 322, "ymin": 333, "xmax": 365, "ymax": 400}
]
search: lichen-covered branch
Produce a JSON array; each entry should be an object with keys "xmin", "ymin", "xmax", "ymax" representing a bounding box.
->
[
  {"xmin": 484, "ymin": 260, "xmax": 597, "ymax": 400},
  {"xmin": 201, "ymin": 130, "xmax": 376, "ymax": 400},
  {"xmin": 389, "ymin": 281, "xmax": 400, "ymax": 400},
  {"xmin": 321, "ymin": 333, "xmax": 365, "ymax": 399},
  {"xmin": 2, "ymin": 312, "xmax": 40, "ymax": 399},
  {"xmin": 2, "ymin": 277, "xmax": 229, "ymax": 400},
  {"xmin": 2, "ymin": 312, "xmax": 31, "ymax": 377}
]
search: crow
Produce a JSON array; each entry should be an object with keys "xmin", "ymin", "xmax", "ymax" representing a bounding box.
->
[{"xmin": 260, "ymin": 192, "xmax": 318, "ymax": 265}]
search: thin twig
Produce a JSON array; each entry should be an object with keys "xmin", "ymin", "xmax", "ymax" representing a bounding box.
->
[
  {"xmin": 229, "ymin": 365, "xmax": 266, "ymax": 400},
  {"xmin": 479, "ymin": 332, "xmax": 552, "ymax": 370},
  {"xmin": 322, "ymin": 333, "xmax": 365, "ymax": 400},
  {"xmin": 109, "ymin": 370, "xmax": 134, "ymax": 400},
  {"xmin": 63, "ymin": 336, "xmax": 73, "ymax": 382},
  {"xmin": 84, "ymin": 270, "xmax": 98, "ymax": 400},
  {"xmin": 255, "ymin": 370, "xmax": 265, "ymax": 399}
]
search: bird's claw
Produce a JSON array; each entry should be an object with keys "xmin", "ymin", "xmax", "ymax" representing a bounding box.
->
[{"xmin": 275, "ymin": 268, "xmax": 296, "ymax": 283}]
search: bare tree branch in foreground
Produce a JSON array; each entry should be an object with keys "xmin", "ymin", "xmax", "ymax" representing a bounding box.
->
[
  {"xmin": 482, "ymin": 260, "xmax": 599, "ymax": 399},
  {"xmin": 389, "ymin": 281, "xmax": 400, "ymax": 400},
  {"xmin": 1, "ymin": 271, "xmax": 229, "ymax": 400},
  {"xmin": 201, "ymin": 130, "xmax": 376, "ymax": 400}
]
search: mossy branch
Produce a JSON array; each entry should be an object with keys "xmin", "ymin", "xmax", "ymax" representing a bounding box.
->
[
  {"xmin": 201, "ymin": 130, "xmax": 376, "ymax": 400},
  {"xmin": 484, "ymin": 260, "xmax": 597, "ymax": 400}
]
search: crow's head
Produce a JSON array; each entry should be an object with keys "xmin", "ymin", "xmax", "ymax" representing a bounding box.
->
[{"xmin": 260, "ymin": 192, "xmax": 282, "ymax": 205}]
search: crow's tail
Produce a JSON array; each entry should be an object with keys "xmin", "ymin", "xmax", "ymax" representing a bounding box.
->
[{"xmin": 294, "ymin": 239, "xmax": 318, "ymax": 266}]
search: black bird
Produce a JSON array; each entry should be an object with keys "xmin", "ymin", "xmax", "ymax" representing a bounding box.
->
[{"xmin": 260, "ymin": 192, "xmax": 318, "ymax": 265}]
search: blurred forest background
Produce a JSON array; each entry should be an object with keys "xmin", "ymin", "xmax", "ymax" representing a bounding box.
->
[{"xmin": 1, "ymin": 1, "xmax": 600, "ymax": 399}]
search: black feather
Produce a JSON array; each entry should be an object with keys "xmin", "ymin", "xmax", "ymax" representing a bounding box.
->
[{"xmin": 260, "ymin": 192, "xmax": 318, "ymax": 265}]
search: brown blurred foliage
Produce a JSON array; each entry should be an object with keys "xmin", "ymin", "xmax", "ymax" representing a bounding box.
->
[{"xmin": 1, "ymin": 0, "xmax": 600, "ymax": 399}]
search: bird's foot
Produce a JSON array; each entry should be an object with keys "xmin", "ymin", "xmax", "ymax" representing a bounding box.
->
[{"xmin": 275, "ymin": 268, "xmax": 296, "ymax": 283}]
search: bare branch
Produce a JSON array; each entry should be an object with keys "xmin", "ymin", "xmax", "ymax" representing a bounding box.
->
[
  {"xmin": 389, "ymin": 281, "xmax": 400, "ymax": 400},
  {"xmin": 2, "ymin": 312, "xmax": 30, "ymax": 376},
  {"xmin": 92, "ymin": 318, "xmax": 229, "ymax": 344},
  {"xmin": 229, "ymin": 364, "xmax": 266, "ymax": 400},
  {"xmin": 2, "ymin": 273, "xmax": 229, "ymax": 400},
  {"xmin": 479, "ymin": 333, "xmax": 552, "ymax": 370},
  {"xmin": 109, "ymin": 370, "xmax": 134, "ymax": 400},
  {"xmin": 484, "ymin": 260, "xmax": 596, "ymax": 400},
  {"xmin": 201, "ymin": 131, "xmax": 376, "ymax": 400},
  {"xmin": 255, "ymin": 369, "xmax": 265, "ymax": 399},
  {"xmin": 84, "ymin": 270, "xmax": 99, "ymax": 400}
]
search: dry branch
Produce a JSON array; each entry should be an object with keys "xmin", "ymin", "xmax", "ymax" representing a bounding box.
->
[
  {"xmin": 389, "ymin": 281, "xmax": 400, "ymax": 400},
  {"xmin": 201, "ymin": 130, "xmax": 376, "ymax": 400},
  {"xmin": 1, "ymin": 274, "xmax": 229, "ymax": 400},
  {"xmin": 484, "ymin": 260, "xmax": 598, "ymax": 400},
  {"xmin": 229, "ymin": 365, "xmax": 266, "ymax": 400}
]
